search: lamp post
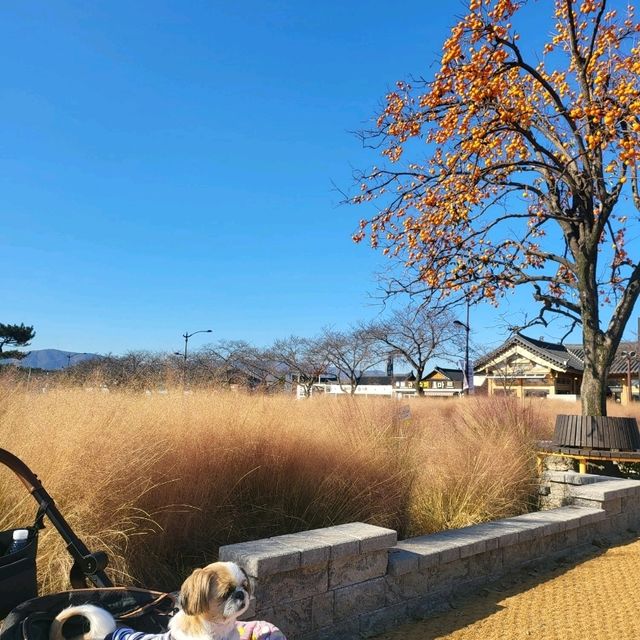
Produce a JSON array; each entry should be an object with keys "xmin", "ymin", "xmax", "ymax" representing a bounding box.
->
[
  {"xmin": 621, "ymin": 350, "xmax": 637, "ymax": 404},
  {"xmin": 176, "ymin": 329, "xmax": 212, "ymax": 388},
  {"xmin": 65, "ymin": 353, "xmax": 84, "ymax": 368},
  {"xmin": 181, "ymin": 329, "xmax": 212, "ymax": 363},
  {"xmin": 453, "ymin": 302, "xmax": 471, "ymax": 396}
]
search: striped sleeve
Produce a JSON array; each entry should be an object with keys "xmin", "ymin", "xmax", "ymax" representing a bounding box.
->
[{"xmin": 106, "ymin": 629, "xmax": 174, "ymax": 640}]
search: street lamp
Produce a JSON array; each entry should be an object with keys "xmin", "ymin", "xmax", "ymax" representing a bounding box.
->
[
  {"xmin": 180, "ymin": 329, "xmax": 212, "ymax": 363},
  {"xmin": 65, "ymin": 353, "xmax": 85, "ymax": 368},
  {"xmin": 453, "ymin": 302, "xmax": 471, "ymax": 395},
  {"xmin": 621, "ymin": 350, "xmax": 637, "ymax": 404}
]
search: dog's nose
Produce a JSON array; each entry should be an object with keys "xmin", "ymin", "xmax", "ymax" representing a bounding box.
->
[{"xmin": 233, "ymin": 589, "xmax": 245, "ymax": 602}]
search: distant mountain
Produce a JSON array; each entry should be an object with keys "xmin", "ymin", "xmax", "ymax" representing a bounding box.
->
[{"xmin": 0, "ymin": 349, "xmax": 101, "ymax": 371}]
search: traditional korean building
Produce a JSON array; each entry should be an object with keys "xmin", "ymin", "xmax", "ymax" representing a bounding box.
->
[{"xmin": 476, "ymin": 332, "xmax": 640, "ymax": 403}]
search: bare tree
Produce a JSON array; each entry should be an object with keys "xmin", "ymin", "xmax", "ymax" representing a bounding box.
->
[
  {"xmin": 199, "ymin": 340, "xmax": 277, "ymax": 391},
  {"xmin": 318, "ymin": 326, "xmax": 385, "ymax": 395},
  {"xmin": 365, "ymin": 305, "xmax": 463, "ymax": 396},
  {"xmin": 267, "ymin": 335, "xmax": 330, "ymax": 397}
]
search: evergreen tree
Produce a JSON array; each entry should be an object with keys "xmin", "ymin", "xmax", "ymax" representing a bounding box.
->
[{"xmin": 0, "ymin": 323, "xmax": 36, "ymax": 360}]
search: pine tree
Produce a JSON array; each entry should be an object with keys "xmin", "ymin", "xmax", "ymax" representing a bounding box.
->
[{"xmin": 0, "ymin": 323, "xmax": 36, "ymax": 360}]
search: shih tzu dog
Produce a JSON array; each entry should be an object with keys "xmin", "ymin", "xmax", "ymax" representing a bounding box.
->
[{"xmin": 49, "ymin": 562, "xmax": 285, "ymax": 640}]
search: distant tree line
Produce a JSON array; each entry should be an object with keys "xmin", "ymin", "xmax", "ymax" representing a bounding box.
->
[{"xmin": 7, "ymin": 306, "xmax": 469, "ymax": 395}]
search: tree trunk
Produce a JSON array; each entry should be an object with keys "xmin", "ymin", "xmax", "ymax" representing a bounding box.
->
[
  {"xmin": 576, "ymin": 250, "xmax": 612, "ymax": 417},
  {"xmin": 580, "ymin": 320, "xmax": 613, "ymax": 417},
  {"xmin": 415, "ymin": 368, "xmax": 425, "ymax": 396},
  {"xmin": 580, "ymin": 365, "xmax": 608, "ymax": 416}
]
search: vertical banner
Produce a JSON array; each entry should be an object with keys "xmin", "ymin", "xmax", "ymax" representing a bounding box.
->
[
  {"xmin": 459, "ymin": 359, "xmax": 468, "ymax": 391},
  {"xmin": 467, "ymin": 359, "xmax": 474, "ymax": 394}
]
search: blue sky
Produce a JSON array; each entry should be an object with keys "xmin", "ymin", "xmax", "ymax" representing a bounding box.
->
[{"xmin": 2, "ymin": 1, "xmax": 637, "ymax": 355}]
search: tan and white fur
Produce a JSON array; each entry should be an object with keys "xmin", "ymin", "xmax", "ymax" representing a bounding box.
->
[{"xmin": 49, "ymin": 562, "xmax": 252, "ymax": 640}]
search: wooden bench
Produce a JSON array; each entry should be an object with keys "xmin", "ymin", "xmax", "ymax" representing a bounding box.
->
[{"xmin": 537, "ymin": 440, "xmax": 640, "ymax": 473}]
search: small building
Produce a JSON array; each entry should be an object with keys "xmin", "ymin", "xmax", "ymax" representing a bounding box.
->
[
  {"xmin": 419, "ymin": 367, "xmax": 465, "ymax": 397},
  {"xmin": 317, "ymin": 375, "xmax": 395, "ymax": 396},
  {"xmin": 394, "ymin": 373, "xmax": 418, "ymax": 397},
  {"xmin": 310, "ymin": 373, "xmax": 421, "ymax": 397}
]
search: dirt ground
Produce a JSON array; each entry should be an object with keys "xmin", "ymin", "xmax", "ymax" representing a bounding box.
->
[{"xmin": 375, "ymin": 534, "xmax": 640, "ymax": 640}]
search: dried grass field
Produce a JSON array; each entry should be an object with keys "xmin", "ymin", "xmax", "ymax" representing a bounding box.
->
[{"xmin": 1, "ymin": 383, "xmax": 637, "ymax": 594}]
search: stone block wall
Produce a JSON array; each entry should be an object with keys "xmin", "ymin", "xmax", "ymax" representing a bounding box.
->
[{"xmin": 219, "ymin": 474, "xmax": 640, "ymax": 639}]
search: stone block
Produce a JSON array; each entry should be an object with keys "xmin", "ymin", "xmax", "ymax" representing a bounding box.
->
[
  {"xmin": 394, "ymin": 535, "xmax": 452, "ymax": 568},
  {"xmin": 424, "ymin": 558, "xmax": 469, "ymax": 593},
  {"xmin": 552, "ymin": 471, "xmax": 609, "ymax": 485},
  {"xmin": 621, "ymin": 496, "xmax": 640, "ymax": 515},
  {"xmin": 254, "ymin": 564, "xmax": 328, "ymax": 609},
  {"xmin": 270, "ymin": 532, "xmax": 331, "ymax": 568},
  {"xmin": 329, "ymin": 549, "xmax": 388, "ymax": 589},
  {"xmin": 387, "ymin": 548, "xmax": 419, "ymax": 576},
  {"xmin": 502, "ymin": 538, "xmax": 545, "ymax": 567},
  {"xmin": 219, "ymin": 538, "xmax": 300, "ymax": 577},
  {"xmin": 576, "ymin": 522, "xmax": 598, "ymax": 545},
  {"xmin": 570, "ymin": 485, "xmax": 605, "ymax": 501},
  {"xmin": 311, "ymin": 591, "xmax": 334, "ymax": 629},
  {"xmin": 428, "ymin": 529, "xmax": 488, "ymax": 559},
  {"xmin": 457, "ymin": 523, "xmax": 501, "ymax": 551},
  {"xmin": 524, "ymin": 507, "xmax": 593, "ymax": 534},
  {"xmin": 483, "ymin": 518, "xmax": 535, "ymax": 547},
  {"xmin": 327, "ymin": 522, "xmax": 397, "ymax": 553},
  {"xmin": 609, "ymin": 512, "xmax": 630, "ymax": 533},
  {"xmin": 300, "ymin": 618, "xmax": 360, "ymax": 640},
  {"xmin": 334, "ymin": 577, "xmax": 386, "ymax": 620},
  {"xmin": 573, "ymin": 497, "xmax": 604, "ymax": 510},
  {"xmin": 466, "ymin": 548, "xmax": 503, "ymax": 580},
  {"xmin": 603, "ymin": 497, "xmax": 622, "ymax": 515},
  {"xmin": 594, "ymin": 518, "xmax": 614, "ymax": 537},
  {"xmin": 406, "ymin": 592, "xmax": 452, "ymax": 620},
  {"xmin": 269, "ymin": 597, "xmax": 313, "ymax": 638},
  {"xmin": 385, "ymin": 570, "xmax": 431, "ymax": 604},
  {"xmin": 418, "ymin": 526, "xmax": 497, "ymax": 558},
  {"xmin": 577, "ymin": 506, "xmax": 606, "ymax": 525},
  {"xmin": 359, "ymin": 602, "xmax": 409, "ymax": 638},
  {"xmin": 294, "ymin": 529, "xmax": 359, "ymax": 560}
]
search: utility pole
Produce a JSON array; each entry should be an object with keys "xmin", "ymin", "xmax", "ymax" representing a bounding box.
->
[
  {"xmin": 453, "ymin": 301, "xmax": 472, "ymax": 395},
  {"xmin": 177, "ymin": 329, "xmax": 212, "ymax": 386}
]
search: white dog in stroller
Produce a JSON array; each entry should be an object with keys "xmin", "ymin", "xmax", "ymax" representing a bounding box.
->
[{"xmin": 49, "ymin": 562, "xmax": 285, "ymax": 640}]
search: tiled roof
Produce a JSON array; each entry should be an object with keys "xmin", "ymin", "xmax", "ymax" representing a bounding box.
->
[
  {"xmin": 607, "ymin": 342, "xmax": 640, "ymax": 375},
  {"xmin": 422, "ymin": 367, "xmax": 464, "ymax": 382},
  {"xmin": 565, "ymin": 341, "xmax": 640, "ymax": 375},
  {"xmin": 476, "ymin": 333, "xmax": 584, "ymax": 372},
  {"xmin": 477, "ymin": 334, "xmax": 640, "ymax": 377}
]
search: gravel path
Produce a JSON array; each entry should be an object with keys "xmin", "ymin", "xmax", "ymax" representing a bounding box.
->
[{"xmin": 375, "ymin": 535, "xmax": 640, "ymax": 640}]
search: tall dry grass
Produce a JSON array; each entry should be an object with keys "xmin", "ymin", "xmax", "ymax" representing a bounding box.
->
[{"xmin": 0, "ymin": 383, "xmax": 614, "ymax": 594}]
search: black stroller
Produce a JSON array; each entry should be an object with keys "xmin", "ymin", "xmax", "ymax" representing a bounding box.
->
[{"xmin": 0, "ymin": 449, "xmax": 176, "ymax": 640}]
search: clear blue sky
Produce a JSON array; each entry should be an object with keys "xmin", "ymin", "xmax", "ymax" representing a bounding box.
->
[{"xmin": 2, "ymin": 1, "xmax": 636, "ymax": 355}]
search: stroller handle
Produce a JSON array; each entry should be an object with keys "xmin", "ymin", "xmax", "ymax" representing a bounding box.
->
[
  {"xmin": 0, "ymin": 447, "xmax": 114, "ymax": 589},
  {"xmin": 0, "ymin": 448, "xmax": 42, "ymax": 492}
]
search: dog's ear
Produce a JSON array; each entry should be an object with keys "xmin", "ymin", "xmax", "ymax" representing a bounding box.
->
[
  {"xmin": 180, "ymin": 567, "xmax": 215, "ymax": 616},
  {"xmin": 240, "ymin": 567, "xmax": 251, "ymax": 596}
]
